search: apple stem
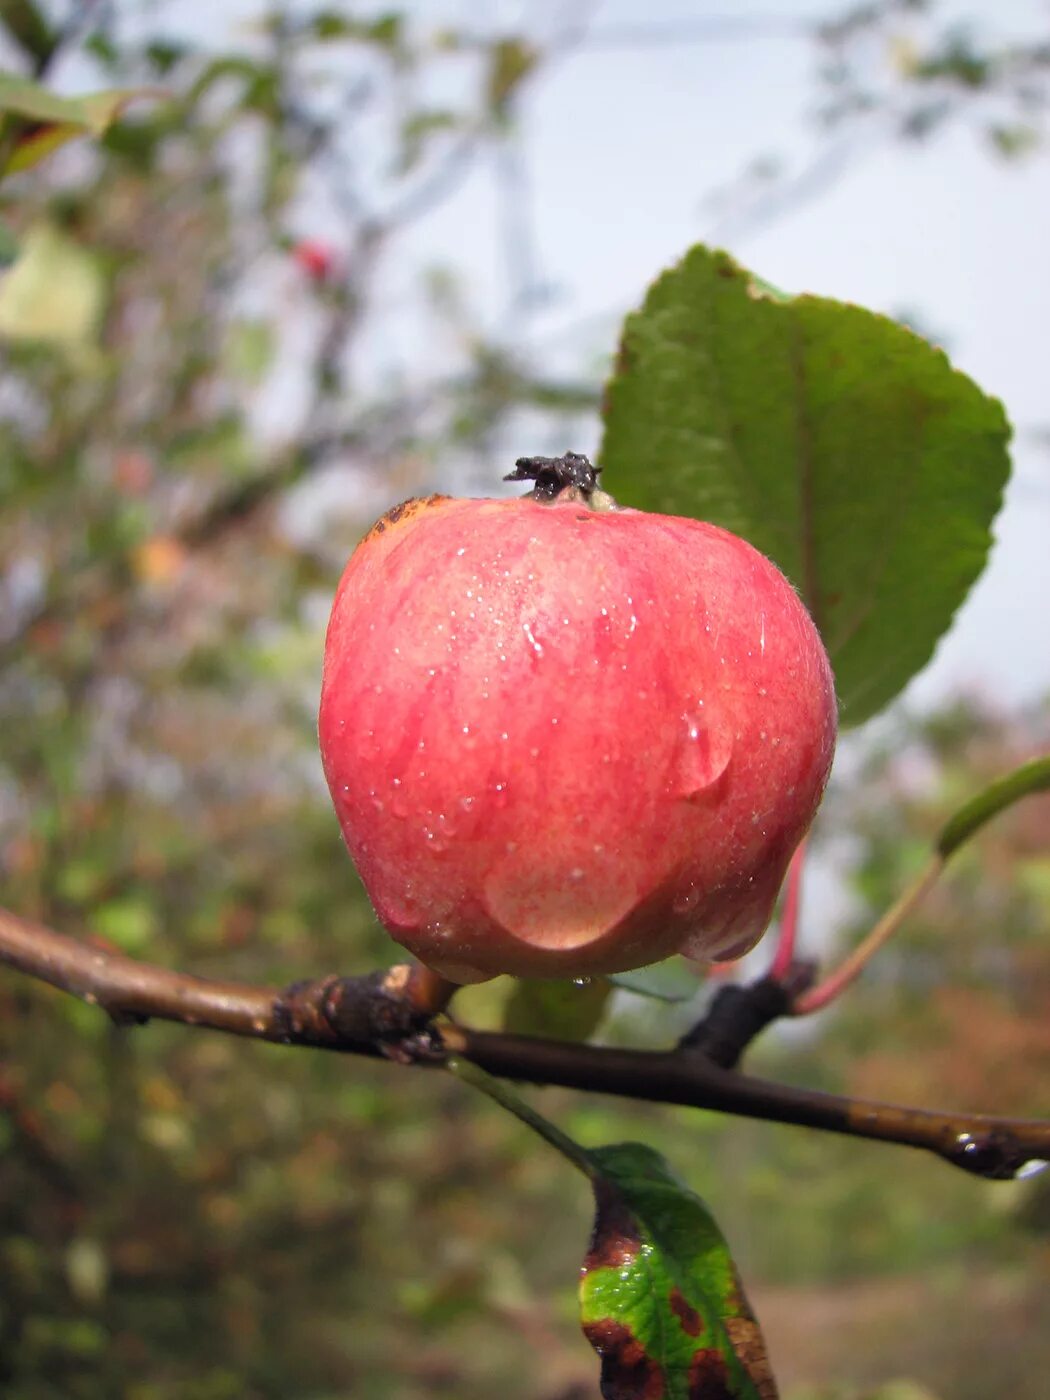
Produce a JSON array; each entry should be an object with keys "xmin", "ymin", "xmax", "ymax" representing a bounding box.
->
[
  {"xmin": 792, "ymin": 855, "xmax": 945, "ymax": 1016},
  {"xmin": 769, "ymin": 836, "xmax": 808, "ymax": 982}
]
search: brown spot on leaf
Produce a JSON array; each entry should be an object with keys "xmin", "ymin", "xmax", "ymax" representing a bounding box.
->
[
  {"xmin": 583, "ymin": 1180, "xmax": 643, "ymax": 1272},
  {"xmin": 669, "ymin": 1287, "xmax": 704, "ymax": 1338},
  {"xmin": 686, "ymin": 1347, "xmax": 733, "ymax": 1398},
  {"xmin": 724, "ymin": 1315, "xmax": 778, "ymax": 1400},
  {"xmin": 582, "ymin": 1319, "xmax": 665, "ymax": 1400}
]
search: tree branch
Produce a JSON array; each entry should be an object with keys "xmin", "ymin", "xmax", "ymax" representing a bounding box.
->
[{"xmin": 2, "ymin": 904, "xmax": 1048, "ymax": 1181}]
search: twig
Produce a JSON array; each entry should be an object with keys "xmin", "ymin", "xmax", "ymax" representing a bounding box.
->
[
  {"xmin": 2, "ymin": 904, "xmax": 1047, "ymax": 1180},
  {"xmin": 793, "ymin": 855, "xmax": 944, "ymax": 1015}
]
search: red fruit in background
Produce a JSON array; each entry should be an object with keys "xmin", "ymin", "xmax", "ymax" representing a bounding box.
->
[
  {"xmin": 319, "ymin": 455, "xmax": 836, "ymax": 982},
  {"xmin": 291, "ymin": 239, "xmax": 336, "ymax": 282}
]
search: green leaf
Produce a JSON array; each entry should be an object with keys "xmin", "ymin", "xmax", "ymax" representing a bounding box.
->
[
  {"xmin": 937, "ymin": 755, "xmax": 1050, "ymax": 858},
  {"xmin": 0, "ymin": 223, "xmax": 104, "ymax": 345},
  {"xmin": 600, "ymin": 245, "xmax": 1012, "ymax": 726},
  {"xmin": 581, "ymin": 1144, "xmax": 773, "ymax": 1399},
  {"xmin": 502, "ymin": 977, "xmax": 611, "ymax": 1040},
  {"xmin": 486, "ymin": 37, "xmax": 539, "ymax": 121},
  {"xmin": 307, "ymin": 10, "xmax": 404, "ymax": 50},
  {"xmin": 0, "ymin": 72, "xmax": 147, "ymax": 173}
]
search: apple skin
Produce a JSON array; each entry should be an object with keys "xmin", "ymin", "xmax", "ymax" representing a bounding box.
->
[{"xmin": 319, "ymin": 492, "xmax": 836, "ymax": 982}]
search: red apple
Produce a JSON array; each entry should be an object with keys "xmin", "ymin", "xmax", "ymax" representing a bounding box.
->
[{"xmin": 319, "ymin": 455, "xmax": 836, "ymax": 982}]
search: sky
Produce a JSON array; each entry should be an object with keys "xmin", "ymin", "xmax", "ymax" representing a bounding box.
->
[{"xmin": 118, "ymin": 0, "xmax": 1050, "ymax": 711}]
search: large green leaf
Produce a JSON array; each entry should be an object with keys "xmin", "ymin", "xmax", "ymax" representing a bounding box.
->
[
  {"xmin": 581, "ymin": 1143, "xmax": 773, "ymax": 1400},
  {"xmin": 600, "ymin": 245, "xmax": 1011, "ymax": 726}
]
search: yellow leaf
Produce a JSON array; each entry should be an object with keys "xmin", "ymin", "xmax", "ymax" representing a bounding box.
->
[{"xmin": 0, "ymin": 223, "xmax": 104, "ymax": 345}]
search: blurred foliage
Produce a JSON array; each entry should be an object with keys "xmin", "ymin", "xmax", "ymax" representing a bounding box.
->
[{"xmin": 1, "ymin": 3, "xmax": 1048, "ymax": 1399}]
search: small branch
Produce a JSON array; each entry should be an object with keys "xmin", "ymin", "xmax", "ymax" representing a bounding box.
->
[
  {"xmin": 676, "ymin": 969, "xmax": 815, "ymax": 1068},
  {"xmin": 793, "ymin": 856, "xmax": 944, "ymax": 1015},
  {"xmin": 1, "ymin": 905, "xmax": 1048, "ymax": 1180}
]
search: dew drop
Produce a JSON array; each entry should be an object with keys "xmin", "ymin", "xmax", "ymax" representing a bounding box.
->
[
  {"xmin": 423, "ymin": 825, "xmax": 448, "ymax": 853},
  {"xmin": 676, "ymin": 710, "xmax": 732, "ymax": 801},
  {"xmin": 673, "ymin": 884, "xmax": 702, "ymax": 915},
  {"xmin": 522, "ymin": 620, "xmax": 544, "ymax": 656},
  {"xmin": 391, "ymin": 776, "xmax": 410, "ymax": 819}
]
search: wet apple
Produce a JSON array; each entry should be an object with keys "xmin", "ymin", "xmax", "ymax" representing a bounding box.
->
[{"xmin": 319, "ymin": 454, "xmax": 837, "ymax": 982}]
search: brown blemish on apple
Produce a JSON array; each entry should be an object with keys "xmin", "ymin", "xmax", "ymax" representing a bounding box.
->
[
  {"xmin": 363, "ymin": 494, "xmax": 450, "ymax": 545},
  {"xmin": 581, "ymin": 1319, "xmax": 665, "ymax": 1400}
]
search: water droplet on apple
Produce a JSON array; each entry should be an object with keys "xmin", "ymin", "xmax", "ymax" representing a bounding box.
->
[
  {"xmin": 423, "ymin": 825, "xmax": 448, "ymax": 853},
  {"xmin": 391, "ymin": 777, "xmax": 410, "ymax": 819},
  {"xmin": 673, "ymin": 883, "xmax": 702, "ymax": 915},
  {"xmin": 676, "ymin": 710, "xmax": 732, "ymax": 801}
]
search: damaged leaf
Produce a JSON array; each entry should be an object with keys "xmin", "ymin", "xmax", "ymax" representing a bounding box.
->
[
  {"xmin": 0, "ymin": 72, "xmax": 150, "ymax": 174},
  {"xmin": 581, "ymin": 1143, "xmax": 775, "ymax": 1400}
]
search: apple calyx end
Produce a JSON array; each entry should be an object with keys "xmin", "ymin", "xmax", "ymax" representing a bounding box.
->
[{"xmin": 504, "ymin": 451, "xmax": 616, "ymax": 510}]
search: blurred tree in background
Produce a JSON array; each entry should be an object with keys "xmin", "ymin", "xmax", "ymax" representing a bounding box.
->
[{"xmin": 1, "ymin": 3, "xmax": 1048, "ymax": 1398}]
